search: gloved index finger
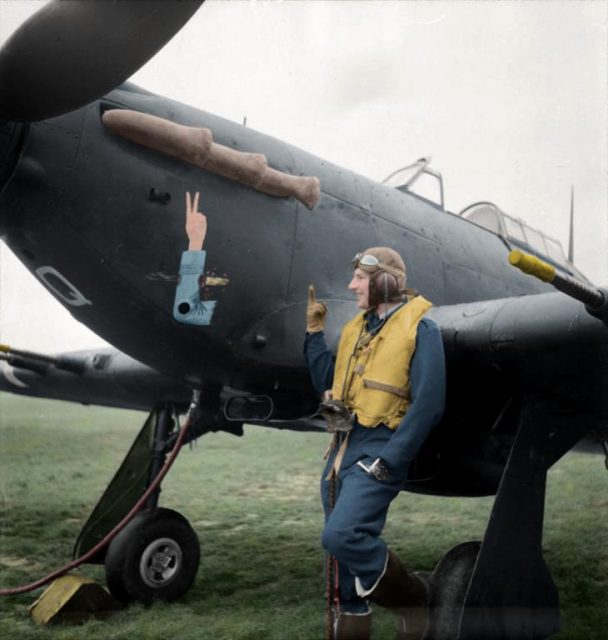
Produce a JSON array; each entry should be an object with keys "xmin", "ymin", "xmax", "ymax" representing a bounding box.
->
[{"xmin": 308, "ymin": 284, "xmax": 316, "ymax": 304}]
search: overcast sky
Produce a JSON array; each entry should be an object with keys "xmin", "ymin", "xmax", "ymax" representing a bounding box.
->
[{"xmin": 1, "ymin": 0, "xmax": 607, "ymax": 352}]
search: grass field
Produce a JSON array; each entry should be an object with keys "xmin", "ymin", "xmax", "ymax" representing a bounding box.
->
[{"xmin": 1, "ymin": 394, "xmax": 606, "ymax": 639}]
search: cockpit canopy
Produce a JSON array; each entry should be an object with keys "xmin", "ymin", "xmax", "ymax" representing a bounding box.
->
[
  {"xmin": 382, "ymin": 157, "xmax": 445, "ymax": 210},
  {"xmin": 460, "ymin": 202, "xmax": 569, "ymax": 269},
  {"xmin": 384, "ymin": 158, "xmax": 581, "ymax": 279}
]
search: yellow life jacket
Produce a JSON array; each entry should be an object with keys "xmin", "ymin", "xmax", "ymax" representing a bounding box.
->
[{"xmin": 331, "ymin": 296, "xmax": 432, "ymax": 429}]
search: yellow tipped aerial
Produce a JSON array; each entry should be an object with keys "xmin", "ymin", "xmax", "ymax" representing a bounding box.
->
[{"xmin": 508, "ymin": 250, "xmax": 556, "ymax": 283}]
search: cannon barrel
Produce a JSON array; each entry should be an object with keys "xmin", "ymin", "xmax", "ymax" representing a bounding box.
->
[{"xmin": 508, "ymin": 250, "xmax": 608, "ymax": 322}]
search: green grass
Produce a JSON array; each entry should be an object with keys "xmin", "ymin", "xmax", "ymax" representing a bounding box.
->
[{"xmin": 0, "ymin": 395, "xmax": 606, "ymax": 639}]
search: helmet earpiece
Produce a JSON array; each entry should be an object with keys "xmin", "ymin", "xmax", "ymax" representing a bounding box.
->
[{"xmin": 369, "ymin": 271, "xmax": 399, "ymax": 308}]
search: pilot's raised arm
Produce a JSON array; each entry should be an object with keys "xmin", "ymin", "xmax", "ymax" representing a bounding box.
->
[{"xmin": 173, "ymin": 191, "xmax": 217, "ymax": 326}]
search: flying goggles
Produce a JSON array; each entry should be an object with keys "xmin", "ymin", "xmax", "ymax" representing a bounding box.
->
[{"xmin": 351, "ymin": 253, "xmax": 405, "ymax": 278}]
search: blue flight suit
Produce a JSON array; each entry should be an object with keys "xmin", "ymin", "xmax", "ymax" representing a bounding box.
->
[{"xmin": 304, "ymin": 310, "xmax": 445, "ymax": 613}]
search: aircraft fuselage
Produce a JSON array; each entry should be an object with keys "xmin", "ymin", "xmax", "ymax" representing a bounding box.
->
[{"xmin": 0, "ymin": 83, "xmax": 550, "ymax": 393}]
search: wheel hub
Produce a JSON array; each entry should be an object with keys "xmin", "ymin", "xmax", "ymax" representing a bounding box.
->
[{"xmin": 139, "ymin": 537, "xmax": 182, "ymax": 587}]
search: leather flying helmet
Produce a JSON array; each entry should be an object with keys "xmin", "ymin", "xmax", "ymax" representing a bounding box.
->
[{"xmin": 352, "ymin": 247, "xmax": 408, "ymax": 308}]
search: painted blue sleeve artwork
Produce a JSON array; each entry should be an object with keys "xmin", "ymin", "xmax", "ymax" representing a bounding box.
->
[{"xmin": 173, "ymin": 250, "xmax": 217, "ymax": 326}]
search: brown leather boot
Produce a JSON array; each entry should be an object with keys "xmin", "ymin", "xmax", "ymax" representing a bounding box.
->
[
  {"xmin": 367, "ymin": 550, "xmax": 430, "ymax": 640},
  {"xmin": 334, "ymin": 611, "xmax": 372, "ymax": 640}
]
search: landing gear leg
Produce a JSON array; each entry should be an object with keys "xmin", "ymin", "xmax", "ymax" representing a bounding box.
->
[
  {"xmin": 429, "ymin": 398, "xmax": 592, "ymax": 640},
  {"xmin": 144, "ymin": 405, "xmax": 175, "ymax": 510},
  {"xmin": 73, "ymin": 399, "xmax": 202, "ymax": 604}
]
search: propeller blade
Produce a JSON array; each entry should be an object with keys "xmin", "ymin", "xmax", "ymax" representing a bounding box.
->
[{"xmin": 0, "ymin": 0, "xmax": 204, "ymax": 122}]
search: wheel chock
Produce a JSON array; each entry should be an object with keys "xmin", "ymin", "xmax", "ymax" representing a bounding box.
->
[{"xmin": 29, "ymin": 574, "xmax": 122, "ymax": 625}]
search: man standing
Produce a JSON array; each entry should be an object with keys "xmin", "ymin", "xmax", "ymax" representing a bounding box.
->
[{"xmin": 304, "ymin": 247, "xmax": 445, "ymax": 640}]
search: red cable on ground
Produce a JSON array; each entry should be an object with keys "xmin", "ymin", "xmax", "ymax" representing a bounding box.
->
[{"xmin": 0, "ymin": 409, "xmax": 193, "ymax": 596}]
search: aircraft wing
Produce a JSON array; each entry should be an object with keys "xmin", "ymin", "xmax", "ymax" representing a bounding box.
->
[
  {"xmin": 428, "ymin": 290, "xmax": 608, "ymax": 462},
  {"xmin": 0, "ymin": 346, "xmax": 192, "ymax": 412},
  {"xmin": 431, "ymin": 291, "xmax": 606, "ymax": 406},
  {"xmin": 0, "ymin": 343, "xmax": 328, "ymax": 434},
  {"xmin": 2, "ymin": 288, "xmax": 606, "ymax": 448}
]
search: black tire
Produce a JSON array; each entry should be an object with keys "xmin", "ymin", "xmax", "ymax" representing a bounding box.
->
[
  {"xmin": 104, "ymin": 507, "xmax": 200, "ymax": 604},
  {"xmin": 430, "ymin": 540, "xmax": 481, "ymax": 638}
]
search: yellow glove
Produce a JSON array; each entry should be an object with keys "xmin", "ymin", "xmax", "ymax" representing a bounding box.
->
[{"xmin": 307, "ymin": 284, "xmax": 327, "ymax": 333}]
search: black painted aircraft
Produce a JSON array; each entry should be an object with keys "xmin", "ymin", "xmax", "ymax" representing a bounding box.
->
[{"xmin": 1, "ymin": 2, "xmax": 606, "ymax": 638}]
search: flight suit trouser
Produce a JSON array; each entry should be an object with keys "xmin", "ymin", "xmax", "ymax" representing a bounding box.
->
[{"xmin": 321, "ymin": 420, "xmax": 408, "ymax": 614}]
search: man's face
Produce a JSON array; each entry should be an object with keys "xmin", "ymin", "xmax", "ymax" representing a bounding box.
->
[{"xmin": 348, "ymin": 268, "xmax": 371, "ymax": 309}]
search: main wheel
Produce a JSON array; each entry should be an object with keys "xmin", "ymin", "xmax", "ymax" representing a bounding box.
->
[
  {"xmin": 429, "ymin": 540, "xmax": 481, "ymax": 639},
  {"xmin": 105, "ymin": 507, "xmax": 200, "ymax": 604}
]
